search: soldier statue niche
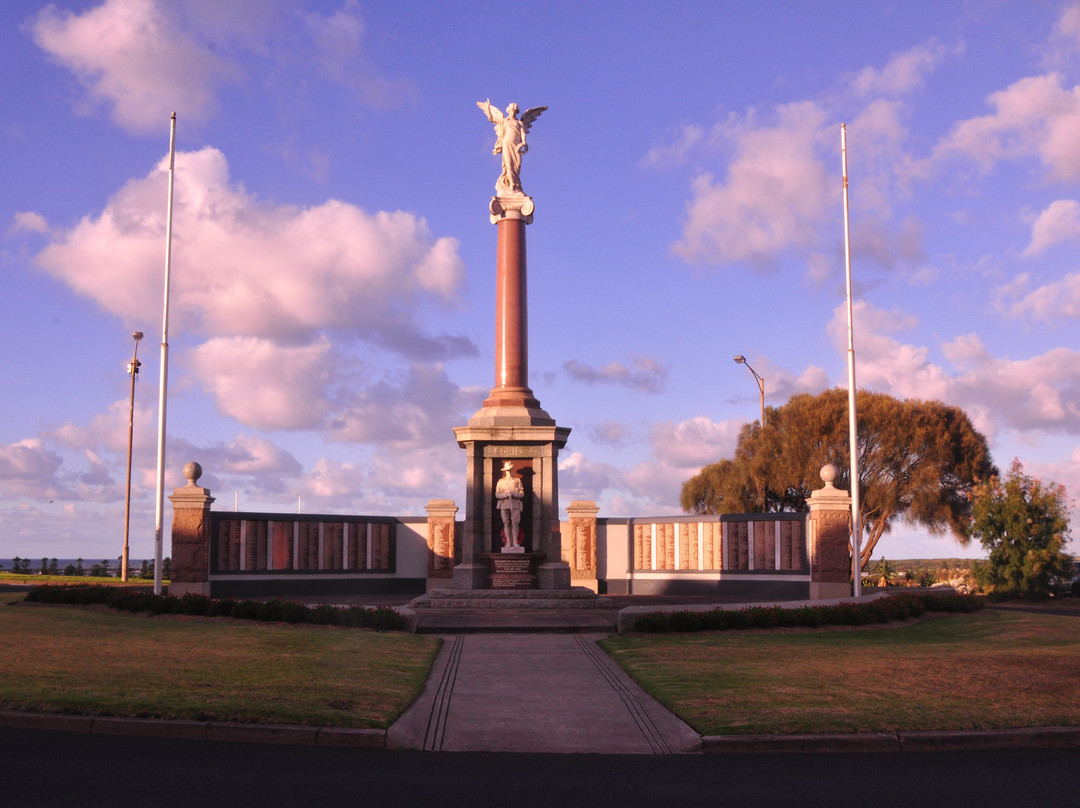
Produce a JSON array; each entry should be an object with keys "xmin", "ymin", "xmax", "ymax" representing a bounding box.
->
[
  {"xmin": 477, "ymin": 99, "xmax": 547, "ymax": 195},
  {"xmin": 495, "ymin": 461, "xmax": 525, "ymax": 549}
]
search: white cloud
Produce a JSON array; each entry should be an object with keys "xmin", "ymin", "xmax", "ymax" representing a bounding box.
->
[
  {"xmin": 849, "ymin": 38, "xmax": 960, "ymax": 97},
  {"xmin": 998, "ymin": 270, "xmax": 1080, "ymax": 322},
  {"xmin": 1053, "ymin": 2, "xmax": 1080, "ymax": 52},
  {"xmin": 190, "ymin": 337, "xmax": 335, "ymax": 430},
  {"xmin": 649, "ymin": 416, "xmax": 743, "ymax": 470},
  {"xmin": 1023, "ymin": 199, "xmax": 1080, "ymax": 256},
  {"xmin": 562, "ymin": 355, "xmax": 669, "ymax": 393},
  {"xmin": 302, "ymin": 0, "xmax": 413, "ymax": 107},
  {"xmin": 558, "ymin": 452, "xmax": 624, "ymax": 502},
  {"xmin": 672, "ymin": 101, "xmax": 832, "ymax": 266},
  {"xmin": 1033, "ymin": 446, "xmax": 1080, "ymax": 510},
  {"xmin": 28, "ymin": 0, "xmax": 232, "ymax": 133},
  {"xmin": 32, "ymin": 145, "xmax": 471, "ymax": 369},
  {"xmin": 765, "ymin": 364, "xmax": 832, "ymax": 401},
  {"xmin": 325, "ymin": 363, "xmax": 478, "ymax": 448},
  {"xmin": 829, "ymin": 301, "xmax": 1080, "ymax": 436},
  {"xmin": 642, "ymin": 124, "xmax": 705, "ymax": 168},
  {"xmin": 26, "ymin": 0, "xmax": 411, "ymax": 135},
  {"xmin": 11, "ymin": 212, "xmax": 50, "ymax": 235},
  {"xmin": 22, "ymin": 144, "xmax": 479, "ymax": 512},
  {"xmin": 664, "ymin": 38, "xmax": 956, "ymax": 271},
  {"xmin": 930, "ymin": 72, "xmax": 1080, "ymax": 182},
  {"xmin": 0, "ymin": 439, "xmax": 64, "ymax": 499},
  {"xmin": 587, "ymin": 421, "xmax": 631, "ymax": 447},
  {"xmin": 303, "ymin": 457, "xmax": 370, "ymax": 500}
]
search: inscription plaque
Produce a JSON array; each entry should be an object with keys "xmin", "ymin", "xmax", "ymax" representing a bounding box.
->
[{"xmin": 480, "ymin": 552, "xmax": 542, "ymax": 590}]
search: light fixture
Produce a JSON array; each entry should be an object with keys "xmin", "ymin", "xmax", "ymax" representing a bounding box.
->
[{"xmin": 122, "ymin": 330, "xmax": 144, "ymax": 582}]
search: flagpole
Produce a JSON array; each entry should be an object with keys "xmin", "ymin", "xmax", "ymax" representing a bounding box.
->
[
  {"xmin": 841, "ymin": 123, "xmax": 862, "ymax": 597},
  {"xmin": 153, "ymin": 112, "xmax": 176, "ymax": 596}
]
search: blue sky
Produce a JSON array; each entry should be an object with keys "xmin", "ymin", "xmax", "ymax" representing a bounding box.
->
[{"xmin": 2, "ymin": 0, "xmax": 1079, "ymax": 562}]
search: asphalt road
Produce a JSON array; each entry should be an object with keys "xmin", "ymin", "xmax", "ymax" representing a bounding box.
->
[{"xmin": 4, "ymin": 727, "xmax": 1080, "ymax": 808}]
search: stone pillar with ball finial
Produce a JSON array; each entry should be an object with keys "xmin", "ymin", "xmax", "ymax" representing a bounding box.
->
[
  {"xmin": 168, "ymin": 461, "xmax": 215, "ymax": 597},
  {"xmin": 807, "ymin": 463, "xmax": 855, "ymax": 599}
]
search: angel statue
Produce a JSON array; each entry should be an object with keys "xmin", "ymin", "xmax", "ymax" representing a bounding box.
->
[{"xmin": 477, "ymin": 99, "xmax": 547, "ymax": 195}]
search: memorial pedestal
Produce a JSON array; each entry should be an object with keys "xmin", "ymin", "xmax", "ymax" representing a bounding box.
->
[{"xmin": 480, "ymin": 552, "xmax": 542, "ymax": 589}]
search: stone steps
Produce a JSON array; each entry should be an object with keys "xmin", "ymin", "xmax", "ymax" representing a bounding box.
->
[{"xmin": 409, "ymin": 587, "xmax": 611, "ymax": 610}]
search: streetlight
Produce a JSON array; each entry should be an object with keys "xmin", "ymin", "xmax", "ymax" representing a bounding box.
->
[
  {"xmin": 122, "ymin": 331, "xmax": 143, "ymax": 582},
  {"xmin": 734, "ymin": 355, "xmax": 767, "ymax": 513},
  {"xmin": 733, "ymin": 355, "xmax": 765, "ymax": 428}
]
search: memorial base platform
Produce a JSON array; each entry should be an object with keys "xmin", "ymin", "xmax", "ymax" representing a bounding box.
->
[{"xmin": 408, "ymin": 587, "xmax": 611, "ymax": 610}]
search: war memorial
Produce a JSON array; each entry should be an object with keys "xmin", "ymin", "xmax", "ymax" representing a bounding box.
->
[{"xmin": 167, "ymin": 102, "xmax": 855, "ymax": 607}]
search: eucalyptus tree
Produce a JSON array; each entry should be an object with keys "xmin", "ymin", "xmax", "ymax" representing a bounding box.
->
[{"xmin": 681, "ymin": 388, "xmax": 997, "ymax": 571}]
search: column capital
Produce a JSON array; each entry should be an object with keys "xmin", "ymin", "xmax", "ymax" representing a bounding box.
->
[{"xmin": 490, "ymin": 195, "xmax": 534, "ymax": 224}]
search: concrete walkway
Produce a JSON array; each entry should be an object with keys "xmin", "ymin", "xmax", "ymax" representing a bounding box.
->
[{"xmin": 388, "ymin": 633, "xmax": 700, "ymax": 754}]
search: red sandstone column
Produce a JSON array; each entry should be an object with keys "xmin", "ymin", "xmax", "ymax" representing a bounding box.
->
[{"xmin": 484, "ymin": 201, "xmax": 540, "ymax": 409}]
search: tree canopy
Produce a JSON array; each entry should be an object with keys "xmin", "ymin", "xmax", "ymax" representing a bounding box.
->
[
  {"xmin": 969, "ymin": 460, "xmax": 1074, "ymax": 600},
  {"xmin": 681, "ymin": 388, "xmax": 997, "ymax": 570}
]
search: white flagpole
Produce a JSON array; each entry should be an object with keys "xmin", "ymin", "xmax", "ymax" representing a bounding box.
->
[
  {"xmin": 153, "ymin": 113, "xmax": 177, "ymax": 596},
  {"xmin": 841, "ymin": 123, "xmax": 862, "ymax": 597}
]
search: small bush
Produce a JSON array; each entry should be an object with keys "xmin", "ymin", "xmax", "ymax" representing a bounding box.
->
[
  {"xmin": 209, "ymin": 598, "xmax": 238, "ymax": 617},
  {"xmin": 280, "ymin": 601, "xmax": 313, "ymax": 624},
  {"xmin": 309, "ymin": 604, "xmax": 340, "ymax": 626},
  {"xmin": 631, "ymin": 592, "xmax": 979, "ymax": 634},
  {"xmin": 668, "ymin": 610, "xmax": 702, "ymax": 632},
  {"xmin": 19, "ymin": 585, "xmax": 407, "ymax": 631},
  {"xmin": 634, "ymin": 612, "xmax": 672, "ymax": 633},
  {"xmin": 176, "ymin": 593, "xmax": 211, "ymax": 616},
  {"xmin": 368, "ymin": 607, "xmax": 407, "ymax": 632},
  {"xmin": 748, "ymin": 606, "xmax": 784, "ymax": 629},
  {"xmin": 230, "ymin": 600, "xmax": 259, "ymax": 620}
]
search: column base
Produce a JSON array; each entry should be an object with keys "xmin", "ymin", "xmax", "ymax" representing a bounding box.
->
[
  {"xmin": 453, "ymin": 562, "xmax": 490, "ymax": 590},
  {"xmin": 537, "ymin": 561, "xmax": 572, "ymax": 590},
  {"xmin": 810, "ymin": 582, "xmax": 853, "ymax": 600}
]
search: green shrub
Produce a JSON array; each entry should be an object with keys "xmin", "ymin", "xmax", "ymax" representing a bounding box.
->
[
  {"xmin": 177, "ymin": 593, "xmax": 211, "ymax": 616},
  {"xmin": 20, "ymin": 585, "xmax": 407, "ymax": 631},
  {"xmin": 209, "ymin": 598, "xmax": 238, "ymax": 617},
  {"xmin": 280, "ymin": 601, "xmax": 313, "ymax": 624},
  {"xmin": 667, "ymin": 610, "xmax": 702, "ymax": 632},
  {"xmin": 368, "ymin": 607, "xmax": 407, "ymax": 632},
  {"xmin": 630, "ymin": 592, "xmax": 977, "ymax": 634},
  {"xmin": 634, "ymin": 612, "xmax": 672, "ymax": 633}
]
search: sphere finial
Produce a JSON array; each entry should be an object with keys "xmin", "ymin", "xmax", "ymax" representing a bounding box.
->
[
  {"xmin": 182, "ymin": 461, "xmax": 203, "ymax": 485},
  {"xmin": 820, "ymin": 464, "xmax": 838, "ymax": 486}
]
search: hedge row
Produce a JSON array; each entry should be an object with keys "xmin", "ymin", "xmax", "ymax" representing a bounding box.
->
[
  {"xmin": 21, "ymin": 584, "xmax": 408, "ymax": 632},
  {"xmin": 633, "ymin": 592, "xmax": 983, "ymax": 633}
]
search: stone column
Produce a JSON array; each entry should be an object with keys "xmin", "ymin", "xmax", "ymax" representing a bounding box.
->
[
  {"xmin": 425, "ymin": 499, "xmax": 458, "ymax": 589},
  {"xmin": 807, "ymin": 464, "xmax": 853, "ymax": 599},
  {"xmin": 449, "ymin": 189, "xmax": 576, "ymax": 591},
  {"xmin": 168, "ymin": 461, "xmax": 215, "ymax": 597},
  {"xmin": 484, "ymin": 197, "xmax": 541, "ymax": 410},
  {"xmin": 565, "ymin": 501, "xmax": 599, "ymax": 592}
]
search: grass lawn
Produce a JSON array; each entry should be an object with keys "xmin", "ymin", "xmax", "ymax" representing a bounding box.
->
[
  {"xmin": 600, "ymin": 609, "xmax": 1080, "ymax": 736},
  {"xmin": 0, "ymin": 593, "xmax": 439, "ymax": 729}
]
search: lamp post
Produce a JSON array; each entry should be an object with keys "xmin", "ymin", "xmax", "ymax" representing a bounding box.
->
[
  {"xmin": 734, "ymin": 355, "xmax": 767, "ymax": 512},
  {"xmin": 122, "ymin": 331, "xmax": 144, "ymax": 583},
  {"xmin": 733, "ymin": 355, "xmax": 765, "ymax": 428}
]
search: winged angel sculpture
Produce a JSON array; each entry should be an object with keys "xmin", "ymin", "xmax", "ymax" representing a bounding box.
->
[{"xmin": 477, "ymin": 99, "xmax": 547, "ymax": 195}]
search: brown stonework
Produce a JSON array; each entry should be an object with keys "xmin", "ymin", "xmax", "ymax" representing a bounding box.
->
[
  {"xmin": 565, "ymin": 501, "xmax": 599, "ymax": 591},
  {"xmin": 426, "ymin": 499, "xmax": 459, "ymax": 583},
  {"xmin": 808, "ymin": 465, "xmax": 854, "ymax": 599},
  {"xmin": 168, "ymin": 463, "xmax": 215, "ymax": 597},
  {"xmin": 483, "ymin": 214, "xmax": 541, "ymax": 410}
]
